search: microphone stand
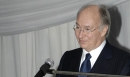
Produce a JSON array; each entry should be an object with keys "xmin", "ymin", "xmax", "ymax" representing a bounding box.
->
[{"xmin": 47, "ymin": 69, "xmax": 130, "ymax": 77}]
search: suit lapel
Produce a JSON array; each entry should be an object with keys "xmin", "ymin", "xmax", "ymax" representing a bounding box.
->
[{"xmin": 90, "ymin": 42, "xmax": 113, "ymax": 74}]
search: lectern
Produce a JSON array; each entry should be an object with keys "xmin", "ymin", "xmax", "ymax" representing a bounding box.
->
[{"xmin": 47, "ymin": 69, "xmax": 130, "ymax": 77}]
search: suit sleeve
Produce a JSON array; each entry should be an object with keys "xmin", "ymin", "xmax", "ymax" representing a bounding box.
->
[
  {"xmin": 57, "ymin": 51, "xmax": 68, "ymax": 71},
  {"xmin": 121, "ymin": 56, "xmax": 130, "ymax": 75},
  {"xmin": 55, "ymin": 51, "xmax": 68, "ymax": 77}
]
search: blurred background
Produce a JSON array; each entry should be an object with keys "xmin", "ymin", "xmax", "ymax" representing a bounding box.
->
[{"xmin": 0, "ymin": 0, "xmax": 130, "ymax": 77}]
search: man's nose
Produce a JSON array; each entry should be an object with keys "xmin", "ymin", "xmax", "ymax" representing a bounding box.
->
[{"xmin": 78, "ymin": 30, "xmax": 85, "ymax": 38}]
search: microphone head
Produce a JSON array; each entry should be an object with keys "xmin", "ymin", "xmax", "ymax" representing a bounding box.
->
[{"xmin": 45, "ymin": 58, "xmax": 54, "ymax": 67}]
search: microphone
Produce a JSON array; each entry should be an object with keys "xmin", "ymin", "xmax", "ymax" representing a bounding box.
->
[{"xmin": 34, "ymin": 58, "xmax": 54, "ymax": 77}]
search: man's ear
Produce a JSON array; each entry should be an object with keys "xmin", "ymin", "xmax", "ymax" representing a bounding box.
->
[{"xmin": 101, "ymin": 25, "xmax": 108, "ymax": 37}]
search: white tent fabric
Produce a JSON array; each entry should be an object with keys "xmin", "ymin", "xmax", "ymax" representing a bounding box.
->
[
  {"xmin": 0, "ymin": 0, "xmax": 128, "ymax": 36},
  {"xmin": 0, "ymin": 21, "xmax": 80, "ymax": 77},
  {"xmin": 1, "ymin": 0, "xmax": 130, "ymax": 77}
]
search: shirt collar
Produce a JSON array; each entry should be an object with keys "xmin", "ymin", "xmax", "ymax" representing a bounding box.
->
[{"xmin": 81, "ymin": 40, "xmax": 106, "ymax": 62}]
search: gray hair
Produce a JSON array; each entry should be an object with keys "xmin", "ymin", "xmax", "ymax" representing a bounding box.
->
[{"xmin": 77, "ymin": 4, "xmax": 111, "ymax": 37}]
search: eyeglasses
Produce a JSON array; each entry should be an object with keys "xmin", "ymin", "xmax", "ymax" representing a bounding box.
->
[{"xmin": 73, "ymin": 24, "xmax": 100, "ymax": 34}]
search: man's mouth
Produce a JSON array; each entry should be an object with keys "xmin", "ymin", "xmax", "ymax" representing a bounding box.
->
[{"xmin": 79, "ymin": 40, "xmax": 87, "ymax": 44}]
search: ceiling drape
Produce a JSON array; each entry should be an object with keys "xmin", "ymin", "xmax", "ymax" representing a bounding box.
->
[{"xmin": 0, "ymin": 0, "xmax": 128, "ymax": 36}]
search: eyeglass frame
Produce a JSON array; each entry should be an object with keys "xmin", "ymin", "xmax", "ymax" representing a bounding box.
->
[{"xmin": 73, "ymin": 23, "xmax": 100, "ymax": 34}]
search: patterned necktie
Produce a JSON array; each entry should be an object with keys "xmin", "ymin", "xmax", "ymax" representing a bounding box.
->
[{"xmin": 79, "ymin": 53, "xmax": 91, "ymax": 77}]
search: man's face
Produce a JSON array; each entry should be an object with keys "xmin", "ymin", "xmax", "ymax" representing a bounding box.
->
[{"xmin": 75, "ymin": 6, "xmax": 108, "ymax": 51}]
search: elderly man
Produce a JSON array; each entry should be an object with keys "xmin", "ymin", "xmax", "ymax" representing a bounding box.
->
[{"xmin": 56, "ymin": 4, "xmax": 130, "ymax": 77}]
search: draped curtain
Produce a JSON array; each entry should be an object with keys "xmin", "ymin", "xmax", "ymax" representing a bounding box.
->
[
  {"xmin": 0, "ymin": 21, "xmax": 79, "ymax": 77},
  {"xmin": 1, "ymin": 0, "xmax": 130, "ymax": 77},
  {"xmin": 0, "ymin": 0, "xmax": 127, "ymax": 36}
]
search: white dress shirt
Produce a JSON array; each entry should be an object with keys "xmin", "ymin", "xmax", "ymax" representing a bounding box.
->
[{"xmin": 79, "ymin": 40, "xmax": 106, "ymax": 70}]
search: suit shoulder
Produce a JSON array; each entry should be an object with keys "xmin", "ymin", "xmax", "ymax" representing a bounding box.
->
[
  {"xmin": 64, "ymin": 48, "xmax": 82, "ymax": 55},
  {"xmin": 67, "ymin": 48, "xmax": 82, "ymax": 52},
  {"xmin": 111, "ymin": 45, "xmax": 130, "ymax": 58},
  {"xmin": 62, "ymin": 48, "xmax": 82, "ymax": 58}
]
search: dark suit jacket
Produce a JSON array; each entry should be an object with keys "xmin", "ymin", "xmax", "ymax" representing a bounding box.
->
[{"xmin": 56, "ymin": 42, "xmax": 130, "ymax": 77}]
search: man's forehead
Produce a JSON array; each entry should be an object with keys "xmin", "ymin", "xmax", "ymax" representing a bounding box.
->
[{"xmin": 75, "ymin": 22, "xmax": 93, "ymax": 28}]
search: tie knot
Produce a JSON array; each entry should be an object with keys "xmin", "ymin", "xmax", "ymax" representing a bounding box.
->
[{"xmin": 85, "ymin": 53, "xmax": 91, "ymax": 60}]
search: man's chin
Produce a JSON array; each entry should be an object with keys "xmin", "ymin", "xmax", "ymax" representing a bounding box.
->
[{"xmin": 79, "ymin": 44, "xmax": 88, "ymax": 49}]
